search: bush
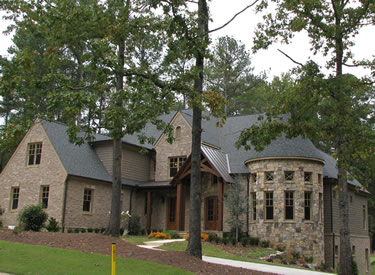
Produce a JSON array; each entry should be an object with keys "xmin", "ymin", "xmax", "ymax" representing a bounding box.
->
[
  {"xmin": 163, "ymin": 230, "xmax": 180, "ymax": 239},
  {"xmin": 94, "ymin": 228, "xmax": 100, "ymax": 233},
  {"xmin": 208, "ymin": 233, "xmax": 217, "ymax": 242},
  {"xmin": 88, "ymin": 228, "xmax": 93, "ymax": 233},
  {"xmin": 291, "ymin": 250, "xmax": 300, "ymax": 259},
  {"xmin": 230, "ymin": 237, "xmax": 237, "ymax": 246},
  {"xmin": 80, "ymin": 228, "xmax": 86, "ymax": 233},
  {"xmin": 249, "ymin": 236, "xmax": 259, "ymax": 246},
  {"xmin": 74, "ymin": 228, "xmax": 80, "ymax": 233},
  {"xmin": 128, "ymin": 216, "xmax": 141, "ymax": 235},
  {"xmin": 100, "ymin": 228, "xmax": 106, "ymax": 233},
  {"xmin": 241, "ymin": 237, "xmax": 248, "ymax": 247},
  {"xmin": 222, "ymin": 238, "xmax": 229, "ymax": 245},
  {"xmin": 18, "ymin": 205, "xmax": 48, "ymax": 231},
  {"xmin": 215, "ymin": 237, "xmax": 221, "ymax": 244},
  {"xmin": 260, "ymin": 240, "xmax": 270, "ymax": 248},
  {"xmin": 45, "ymin": 217, "xmax": 59, "ymax": 232},
  {"xmin": 0, "ymin": 206, "xmax": 4, "ymax": 228},
  {"xmin": 67, "ymin": 228, "xmax": 73, "ymax": 233},
  {"xmin": 352, "ymin": 255, "xmax": 358, "ymax": 275}
]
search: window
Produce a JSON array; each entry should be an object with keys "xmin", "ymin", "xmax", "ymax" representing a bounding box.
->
[
  {"xmin": 284, "ymin": 171, "xmax": 294, "ymax": 181},
  {"xmin": 304, "ymin": 172, "xmax": 312, "ymax": 182},
  {"xmin": 350, "ymin": 195, "xmax": 353, "ymax": 203},
  {"xmin": 265, "ymin": 172, "xmax": 274, "ymax": 182},
  {"xmin": 318, "ymin": 174, "xmax": 322, "ymax": 184},
  {"xmin": 285, "ymin": 191, "xmax": 294, "ymax": 220},
  {"xmin": 251, "ymin": 173, "xmax": 257, "ymax": 184},
  {"xmin": 265, "ymin": 192, "xmax": 273, "ymax": 220},
  {"xmin": 144, "ymin": 193, "xmax": 148, "ymax": 215},
  {"xmin": 363, "ymin": 205, "xmax": 366, "ymax": 230},
  {"xmin": 169, "ymin": 156, "xmax": 186, "ymax": 177},
  {"xmin": 82, "ymin": 189, "xmax": 93, "ymax": 212},
  {"xmin": 335, "ymin": 245, "xmax": 339, "ymax": 256},
  {"xmin": 212, "ymin": 175, "xmax": 218, "ymax": 185},
  {"xmin": 27, "ymin": 143, "xmax": 42, "ymax": 165},
  {"xmin": 251, "ymin": 192, "xmax": 256, "ymax": 221},
  {"xmin": 40, "ymin": 186, "xmax": 49, "ymax": 209},
  {"xmin": 304, "ymin": 192, "xmax": 311, "ymax": 220},
  {"xmin": 365, "ymin": 248, "xmax": 369, "ymax": 272},
  {"xmin": 319, "ymin": 193, "xmax": 323, "ymax": 222},
  {"xmin": 352, "ymin": 245, "xmax": 355, "ymax": 255},
  {"xmin": 10, "ymin": 187, "xmax": 20, "ymax": 210},
  {"xmin": 175, "ymin": 126, "xmax": 181, "ymax": 139}
]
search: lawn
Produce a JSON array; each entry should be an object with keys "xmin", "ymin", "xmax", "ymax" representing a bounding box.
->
[
  {"xmin": 0, "ymin": 240, "xmax": 192, "ymax": 275},
  {"xmin": 371, "ymin": 255, "xmax": 374, "ymax": 275}
]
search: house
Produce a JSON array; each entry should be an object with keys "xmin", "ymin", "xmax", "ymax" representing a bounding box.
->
[{"xmin": 0, "ymin": 109, "xmax": 371, "ymax": 274}]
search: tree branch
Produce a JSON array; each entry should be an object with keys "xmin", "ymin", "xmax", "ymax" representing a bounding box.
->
[
  {"xmin": 277, "ymin": 49, "xmax": 303, "ymax": 66},
  {"xmin": 209, "ymin": 0, "xmax": 259, "ymax": 33}
]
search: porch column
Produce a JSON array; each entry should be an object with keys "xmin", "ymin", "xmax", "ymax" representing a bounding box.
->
[
  {"xmin": 146, "ymin": 191, "xmax": 152, "ymax": 230},
  {"xmin": 175, "ymin": 183, "xmax": 183, "ymax": 230},
  {"xmin": 218, "ymin": 179, "xmax": 224, "ymax": 231}
]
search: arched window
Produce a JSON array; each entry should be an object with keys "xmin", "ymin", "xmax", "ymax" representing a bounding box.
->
[{"xmin": 175, "ymin": 126, "xmax": 181, "ymax": 139}]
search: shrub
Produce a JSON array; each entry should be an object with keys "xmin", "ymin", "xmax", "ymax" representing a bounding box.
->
[
  {"xmin": 94, "ymin": 228, "xmax": 100, "ymax": 233},
  {"xmin": 352, "ymin": 255, "xmax": 358, "ymax": 275},
  {"xmin": 80, "ymin": 228, "xmax": 86, "ymax": 233},
  {"xmin": 249, "ymin": 236, "xmax": 259, "ymax": 246},
  {"xmin": 305, "ymin": 256, "xmax": 313, "ymax": 263},
  {"xmin": 208, "ymin": 233, "xmax": 217, "ymax": 242},
  {"xmin": 260, "ymin": 240, "xmax": 270, "ymax": 248},
  {"xmin": 67, "ymin": 228, "xmax": 73, "ymax": 233},
  {"xmin": 74, "ymin": 228, "xmax": 80, "ymax": 233},
  {"xmin": 45, "ymin": 217, "xmax": 59, "ymax": 232},
  {"xmin": 291, "ymin": 250, "xmax": 300, "ymax": 259},
  {"xmin": 241, "ymin": 237, "xmax": 248, "ymax": 247},
  {"xmin": 214, "ymin": 237, "xmax": 221, "ymax": 244},
  {"xmin": 185, "ymin": 233, "xmax": 208, "ymax": 241},
  {"xmin": 88, "ymin": 228, "xmax": 93, "ymax": 233},
  {"xmin": 148, "ymin": 232, "xmax": 171, "ymax": 239},
  {"xmin": 163, "ymin": 230, "xmax": 180, "ymax": 239},
  {"xmin": 230, "ymin": 237, "xmax": 237, "ymax": 246},
  {"xmin": 221, "ymin": 238, "xmax": 229, "ymax": 245},
  {"xmin": 128, "ymin": 216, "xmax": 141, "ymax": 235},
  {"xmin": 18, "ymin": 205, "xmax": 48, "ymax": 231},
  {"xmin": 100, "ymin": 228, "xmax": 106, "ymax": 233},
  {"xmin": 0, "ymin": 206, "xmax": 4, "ymax": 228}
]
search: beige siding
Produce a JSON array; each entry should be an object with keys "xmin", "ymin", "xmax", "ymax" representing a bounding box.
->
[
  {"xmin": 93, "ymin": 142, "xmax": 113, "ymax": 176},
  {"xmin": 122, "ymin": 144, "xmax": 151, "ymax": 181},
  {"xmin": 0, "ymin": 121, "xmax": 67, "ymax": 226}
]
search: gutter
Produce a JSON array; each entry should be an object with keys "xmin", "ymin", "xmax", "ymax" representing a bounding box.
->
[{"xmin": 61, "ymin": 176, "xmax": 69, "ymax": 233}]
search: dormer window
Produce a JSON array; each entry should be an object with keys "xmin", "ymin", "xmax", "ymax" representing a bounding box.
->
[
  {"xmin": 27, "ymin": 143, "xmax": 42, "ymax": 166},
  {"xmin": 175, "ymin": 126, "xmax": 181, "ymax": 140},
  {"xmin": 304, "ymin": 172, "xmax": 312, "ymax": 182}
]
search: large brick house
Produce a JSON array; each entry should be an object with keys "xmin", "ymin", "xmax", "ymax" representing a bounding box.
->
[{"xmin": 0, "ymin": 109, "xmax": 371, "ymax": 274}]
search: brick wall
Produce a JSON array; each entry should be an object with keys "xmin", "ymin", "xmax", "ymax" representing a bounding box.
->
[{"xmin": 0, "ymin": 121, "xmax": 67, "ymax": 227}]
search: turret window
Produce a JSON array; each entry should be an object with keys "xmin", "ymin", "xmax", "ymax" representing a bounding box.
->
[
  {"xmin": 265, "ymin": 192, "xmax": 274, "ymax": 220},
  {"xmin": 285, "ymin": 191, "xmax": 294, "ymax": 220},
  {"xmin": 284, "ymin": 171, "xmax": 294, "ymax": 181},
  {"xmin": 265, "ymin": 172, "xmax": 274, "ymax": 182}
]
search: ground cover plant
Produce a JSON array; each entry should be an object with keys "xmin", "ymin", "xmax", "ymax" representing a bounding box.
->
[{"xmin": 0, "ymin": 240, "xmax": 192, "ymax": 275}]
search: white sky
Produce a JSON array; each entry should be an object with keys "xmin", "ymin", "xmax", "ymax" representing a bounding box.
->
[{"xmin": 1, "ymin": 1, "xmax": 375, "ymax": 79}]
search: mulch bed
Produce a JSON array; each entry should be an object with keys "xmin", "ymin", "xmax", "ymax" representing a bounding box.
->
[{"xmin": 0, "ymin": 230, "xmax": 276, "ymax": 275}]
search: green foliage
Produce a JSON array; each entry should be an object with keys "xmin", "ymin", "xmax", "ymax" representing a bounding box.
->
[
  {"xmin": 162, "ymin": 230, "xmax": 180, "ymax": 239},
  {"xmin": 45, "ymin": 217, "xmax": 59, "ymax": 232},
  {"xmin": 241, "ymin": 237, "xmax": 248, "ymax": 247},
  {"xmin": 94, "ymin": 228, "xmax": 100, "ymax": 233},
  {"xmin": 221, "ymin": 238, "xmax": 229, "ymax": 245},
  {"xmin": 87, "ymin": 228, "xmax": 93, "ymax": 233},
  {"xmin": 128, "ymin": 215, "xmax": 141, "ymax": 235},
  {"xmin": 230, "ymin": 237, "xmax": 237, "ymax": 246},
  {"xmin": 225, "ymin": 176, "xmax": 246, "ymax": 242},
  {"xmin": 74, "ymin": 228, "xmax": 80, "ymax": 234},
  {"xmin": 18, "ymin": 205, "xmax": 48, "ymax": 232},
  {"xmin": 0, "ymin": 206, "xmax": 4, "ymax": 228},
  {"xmin": 249, "ymin": 236, "xmax": 260, "ymax": 246},
  {"xmin": 207, "ymin": 233, "xmax": 217, "ymax": 242},
  {"xmin": 80, "ymin": 228, "xmax": 86, "ymax": 233},
  {"xmin": 205, "ymin": 36, "xmax": 271, "ymax": 116},
  {"xmin": 260, "ymin": 240, "xmax": 270, "ymax": 248},
  {"xmin": 67, "ymin": 228, "xmax": 73, "ymax": 233}
]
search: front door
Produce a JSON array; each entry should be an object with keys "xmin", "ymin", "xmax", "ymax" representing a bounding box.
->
[
  {"xmin": 205, "ymin": 196, "xmax": 218, "ymax": 230},
  {"xmin": 167, "ymin": 197, "xmax": 176, "ymax": 230}
]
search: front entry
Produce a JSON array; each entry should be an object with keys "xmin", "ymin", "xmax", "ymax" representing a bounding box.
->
[
  {"xmin": 205, "ymin": 196, "xmax": 218, "ymax": 230},
  {"xmin": 167, "ymin": 197, "xmax": 176, "ymax": 230}
]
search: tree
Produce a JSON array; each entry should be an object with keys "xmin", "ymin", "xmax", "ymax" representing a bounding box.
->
[
  {"xmin": 1, "ymin": 0, "xmax": 175, "ymax": 237},
  {"xmin": 205, "ymin": 36, "xmax": 270, "ymax": 116},
  {"xmin": 237, "ymin": 1, "xmax": 375, "ymax": 273},
  {"xmin": 225, "ymin": 176, "xmax": 246, "ymax": 242}
]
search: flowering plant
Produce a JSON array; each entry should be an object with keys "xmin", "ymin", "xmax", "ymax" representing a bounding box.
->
[
  {"xmin": 148, "ymin": 232, "xmax": 172, "ymax": 239},
  {"xmin": 185, "ymin": 233, "xmax": 208, "ymax": 241}
]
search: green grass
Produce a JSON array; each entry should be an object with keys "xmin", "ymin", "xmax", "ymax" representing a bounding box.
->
[
  {"xmin": 123, "ymin": 235, "xmax": 153, "ymax": 245},
  {"xmin": 371, "ymin": 255, "xmax": 375, "ymax": 275},
  {"xmin": 0, "ymin": 240, "xmax": 192, "ymax": 275}
]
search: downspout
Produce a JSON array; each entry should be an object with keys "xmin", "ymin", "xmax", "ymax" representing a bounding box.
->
[
  {"xmin": 246, "ymin": 174, "xmax": 250, "ymax": 236},
  {"xmin": 331, "ymin": 182, "xmax": 335, "ymax": 268},
  {"xmin": 129, "ymin": 188, "xmax": 134, "ymax": 215},
  {"xmin": 61, "ymin": 176, "xmax": 69, "ymax": 233}
]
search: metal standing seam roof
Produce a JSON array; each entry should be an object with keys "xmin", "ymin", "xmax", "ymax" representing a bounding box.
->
[{"xmin": 201, "ymin": 144, "xmax": 234, "ymax": 183}]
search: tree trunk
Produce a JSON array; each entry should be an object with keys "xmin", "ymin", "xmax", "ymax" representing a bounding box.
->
[
  {"xmin": 186, "ymin": 0, "xmax": 208, "ymax": 259},
  {"xmin": 106, "ymin": 40, "xmax": 125, "ymax": 237}
]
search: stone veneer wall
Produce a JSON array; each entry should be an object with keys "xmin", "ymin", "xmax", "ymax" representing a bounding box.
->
[{"xmin": 247, "ymin": 158, "xmax": 324, "ymax": 264}]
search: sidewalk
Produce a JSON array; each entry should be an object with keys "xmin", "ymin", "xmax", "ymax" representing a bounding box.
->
[{"xmin": 139, "ymin": 239, "xmax": 334, "ymax": 275}]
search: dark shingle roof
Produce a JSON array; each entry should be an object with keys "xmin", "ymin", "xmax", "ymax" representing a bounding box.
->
[
  {"xmin": 201, "ymin": 144, "xmax": 234, "ymax": 183},
  {"xmin": 41, "ymin": 120, "xmax": 112, "ymax": 183}
]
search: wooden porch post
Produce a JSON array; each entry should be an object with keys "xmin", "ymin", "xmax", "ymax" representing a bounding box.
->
[
  {"xmin": 176, "ymin": 183, "xmax": 182, "ymax": 230},
  {"xmin": 146, "ymin": 191, "xmax": 152, "ymax": 231},
  {"xmin": 218, "ymin": 179, "xmax": 224, "ymax": 231}
]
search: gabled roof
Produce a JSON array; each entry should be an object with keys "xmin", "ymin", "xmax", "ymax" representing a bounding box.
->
[{"xmin": 41, "ymin": 120, "xmax": 112, "ymax": 183}]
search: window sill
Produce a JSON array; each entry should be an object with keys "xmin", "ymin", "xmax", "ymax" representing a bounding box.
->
[
  {"xmin": 82, "ymin": 212, "xmax": 93, "ymax": 216},
  {"xmin": 26, "ymin": 165, "xmax": 41, "ymax": 168}
]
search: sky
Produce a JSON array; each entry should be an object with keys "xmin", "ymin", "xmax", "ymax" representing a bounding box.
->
[{"xmin": 0, "ymin": 1, "xmax": 374, "ymax": 79}]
